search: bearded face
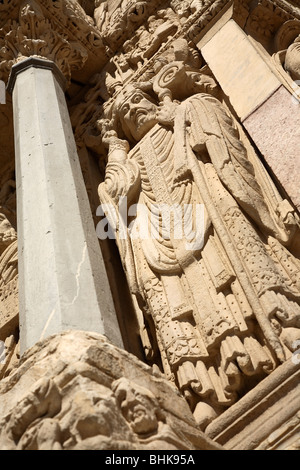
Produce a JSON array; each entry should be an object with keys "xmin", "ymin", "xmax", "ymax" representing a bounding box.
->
[{"xmin": 118, "ymin": 89, "xmax": 158, "ymax": 142}]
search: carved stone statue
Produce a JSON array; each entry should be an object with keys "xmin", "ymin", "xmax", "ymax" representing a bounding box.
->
[
  {"xmin": 98, "ymin": 50, "xmax": 300, "ymax": 428},
  {"xmin": 272, "ymin": 20, "xmax": 300, "ymax": 90},
  {"xmin": 99, "ymin": 49, "xmax": 300, "ymax": 427},
  {"xmin": 0, "ymin": 331, "xmax": 218, "ymax": 450},
  {"xmin": 94, "ymin": 0, "xmax": 108, "ymax": 31}
]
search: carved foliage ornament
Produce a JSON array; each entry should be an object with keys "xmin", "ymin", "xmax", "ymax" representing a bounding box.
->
[{"xmin": 0, "ymin": 0, "xmax": 88, "ymax": 84}]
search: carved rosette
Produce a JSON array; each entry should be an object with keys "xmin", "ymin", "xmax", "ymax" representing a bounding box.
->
[{"xmin": 0, "ymin": 0, "xmax": 88, "ymax": 85}]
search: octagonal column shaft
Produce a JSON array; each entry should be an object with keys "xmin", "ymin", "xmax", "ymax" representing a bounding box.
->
[{"xmin": 8, "ymin": 58, "xmax": 123, "ymax": 353}]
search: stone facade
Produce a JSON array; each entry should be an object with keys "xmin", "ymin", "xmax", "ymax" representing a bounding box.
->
[{"xmin": 0, "ymin": 0, "xmax": 299, "ymax": 451}]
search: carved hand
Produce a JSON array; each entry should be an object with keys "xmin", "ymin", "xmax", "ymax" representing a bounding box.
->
[{"xmin": 156, "ymin": 101, "xmax": 179, "ymax": 127}]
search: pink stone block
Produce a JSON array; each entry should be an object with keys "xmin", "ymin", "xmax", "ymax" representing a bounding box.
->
[{"xmin": 243, "ymin": 85, "xmax": 300, "ymax": 212}]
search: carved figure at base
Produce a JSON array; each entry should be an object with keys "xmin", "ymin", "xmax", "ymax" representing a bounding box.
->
[{"xmin": 113, "ymin": 377, "xmax": 197, "ymax": 449}]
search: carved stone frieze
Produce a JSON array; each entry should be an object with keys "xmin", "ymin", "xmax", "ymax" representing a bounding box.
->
[
  {"xmin": 0, "ymin": 212, "xmax": 19, "ymax": 382},
  {"xmin": 244, "ymin": 0, "xmax": 300, "ymax": 51},
  {"xmin": 0, "ymin": 1, "xmax": 20, "ymax": 28},
  {"xmin": 0, "ymin": 331, "xmax": 221, "ymax": 450},
  {"xmin": 73, "ymin": 0, "xmax": 300, "ymax": 145},
  {"xmin": 0, "ymin": 0, "xmax": 109, "ymax": 89}
]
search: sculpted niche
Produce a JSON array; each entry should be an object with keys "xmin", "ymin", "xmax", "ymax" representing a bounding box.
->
[{"xmin": 97, "ymin": 40, "xmax": 300, "ymax": 428}]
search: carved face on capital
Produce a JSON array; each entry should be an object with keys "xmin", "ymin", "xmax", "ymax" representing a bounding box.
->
[
  {"xmin": 113, "ymin": 378, "xmax": 159, "ymax": 436},
  {"xmin": 117, "ymin": 88, "xmax": 158, "ymax": 142}
]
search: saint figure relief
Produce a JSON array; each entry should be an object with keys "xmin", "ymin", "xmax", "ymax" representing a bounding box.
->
[{"xmin": 98, "ymin": 55, "xmax": 300, "ymax": 428}]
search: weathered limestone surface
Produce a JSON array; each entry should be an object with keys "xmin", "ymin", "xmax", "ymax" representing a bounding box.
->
[
  {"xmin": 200, "ymin": 12, "xmax": 300, "ymax": 234},
  {"xmin": 97, "ymin": 38, "xmax": 300, "ymax": 431},
  {"xmin": 0, "ymin": 330, "xmax": 222, "ymax": 450},
  {"xmin": 201, "ymin": 19, "xmax": 282, "ymax": 120},
  {"xmin": 206, "ymin": 359, "xmax": 300, "ymax": 450},
  {"xmin": 0, "ymin": 214, "xmax": 19, "ymax": 381}
]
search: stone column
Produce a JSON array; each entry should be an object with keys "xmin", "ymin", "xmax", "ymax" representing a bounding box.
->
[{"xmin": 7, "ymin": 57, "xmax": 123, "ymax": 353}]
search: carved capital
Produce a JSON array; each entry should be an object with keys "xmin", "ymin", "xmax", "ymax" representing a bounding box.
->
[
  {"xmin": 0, "ymin": 0, "xmax": 88, "ymax": 85},
  {"xmin": 243, "ymin": 0, "xmax": 300, "ymax": 50}
]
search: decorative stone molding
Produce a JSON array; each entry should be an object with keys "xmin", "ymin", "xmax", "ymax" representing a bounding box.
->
[
  {"xmin": 70, "ymin": 0, "xmax": 232, "ymax": 148},
  {"xmin": 71, "ymin": 0, "xmax": 300, "ymax": 145},
  {"xmin": 243, "ymin": 0, "xmax": 300, "ymax": 52},
  {"xmin": 0, "ymin": 1, "xmax": 20, "ymax": 27},
  {"xmin": 0, "ymin": 213, "xmax": 19, "ymax": 382},
  {"xmin": 206, "ymin": 359, "xmax": 300, "ymax": 450}
]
